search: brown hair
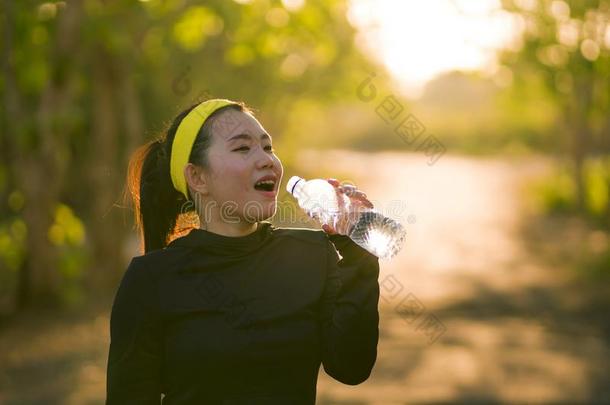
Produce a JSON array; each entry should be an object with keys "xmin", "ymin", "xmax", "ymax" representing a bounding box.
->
[{"xmin": 124, "ymin": 100, "xmax": 252, "ymax": 254}]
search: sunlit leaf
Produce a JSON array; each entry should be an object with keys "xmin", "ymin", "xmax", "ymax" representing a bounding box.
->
[
  {"xmin": 225, "ymin": 43, "xmax": 255, "ymax": 65},
  {"xmin": 173, "ymin": 6, "xmax": 223, "ymax": 52}
]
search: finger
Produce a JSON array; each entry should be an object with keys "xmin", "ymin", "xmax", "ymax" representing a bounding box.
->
[
  {"xmin": 327, "ymin": 178, "xmax": 341, "ymax": 187},
  {"xmin": 351, "ymin": 193, "xmax": 374, "ymax": 208},
  {"xmin": 352, "ymin": 199, "xmax": 374, "ymax": 209},
  {"xmin": 340, "ymin": 185, "xmax": 357, "ymax": 196},
  {"xmin": 322, "ymin": 224, "xmax": 337, "ymax": 234},
  {"xmin": 349, "ymin": 189, "xmax": 367, "ymax": 198},
  {"xmin": 360, "ymin": 198, "xmax": 374, "ymax": 208}
]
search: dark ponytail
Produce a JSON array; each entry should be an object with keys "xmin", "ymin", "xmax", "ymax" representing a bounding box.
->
[{"xmin": 124, "ymin": 100, "xmax": 252, "ymax": 254}]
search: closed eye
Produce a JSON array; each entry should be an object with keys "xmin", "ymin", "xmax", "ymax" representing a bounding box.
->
[{"xmin": 233, "ymin": 145, "xmax": 275, "ymax": 152}]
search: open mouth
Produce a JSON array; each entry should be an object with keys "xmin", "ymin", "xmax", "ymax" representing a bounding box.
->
[{"xmin": 253, "ymin": 179, "xmax": 277, "ymax": 193}]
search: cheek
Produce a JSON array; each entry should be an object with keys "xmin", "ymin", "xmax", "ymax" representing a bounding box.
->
[
  {"xmin": 273, "ymin": 155, "xmax": 283, "ymax": 173},
  {"xmin": 211, "ymin": 162, "xmax": 251, "ymax": 197}
]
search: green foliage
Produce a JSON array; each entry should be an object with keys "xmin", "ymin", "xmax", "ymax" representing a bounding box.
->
[
  {"xmin": 51, "ymin": 204, "xmax": 90, "ymax": 308},
  {"xmin": 0, "ymin": 0, "xmax": 384, "ymax": 309},
  {"xmin": 499, "ymin": 0, "xmax": 610, "ymax": 152},
  {"xmin": 529, "ymin": 163, "xmax": 577, "ymax": 214},
  {"xmin": 0, "ymin": 219, "xmax": 27, "ymax": 273},
  {"xmin": 48, "ymin": 204, "xmax": 86, "ymax": 247},
  {"xmin": 528, "ymin": 157, "xmax": 610, "ymax": 222},
  {"xmin": 585, "ymin": 159, "xmax": 610, "ymax": 218},
  {"xmin": 0, "ymin": 218, "xmax": 27, "ymax": 312},
  {"xmin": 0, "ymin": 202, "xmax": 90, "ymax": 310}
]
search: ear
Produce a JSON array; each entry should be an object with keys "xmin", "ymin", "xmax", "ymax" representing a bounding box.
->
[{"xmin": 184, "ymin": 163, "xmax": 209, "ymax": 197}]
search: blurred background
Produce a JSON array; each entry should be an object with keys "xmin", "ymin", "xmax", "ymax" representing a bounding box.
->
[{"xmin": 1, "ymin": 0, "xmax": 609, "ymax": 403}]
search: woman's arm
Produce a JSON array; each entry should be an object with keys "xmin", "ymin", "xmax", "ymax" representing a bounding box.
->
[
  {"xmin": 318, "ymin": 233, "xmax": 380, "ymax": 385},
  {"xmin": 106, "ymin": 257, "xmax": 163, "ymax": 404}
]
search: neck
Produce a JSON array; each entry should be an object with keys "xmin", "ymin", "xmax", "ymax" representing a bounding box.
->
[{"xmin": 199, "ymin": 220, "xmax": 259, "ymax": 237}]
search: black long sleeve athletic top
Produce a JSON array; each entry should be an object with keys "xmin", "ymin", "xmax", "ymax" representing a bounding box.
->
[{"xmin": 106, "ymin": 220, "xmax": 380, "ymax": 404}]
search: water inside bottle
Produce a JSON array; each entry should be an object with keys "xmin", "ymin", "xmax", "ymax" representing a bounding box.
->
[{"xmin": 348, "ymin": 211, "xmax": 406, "ymax": 260}]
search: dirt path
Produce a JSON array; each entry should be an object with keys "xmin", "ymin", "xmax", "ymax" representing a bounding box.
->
[{"xmin": 300, "ymin": 150, "xmax": 610, "ymax": 404}]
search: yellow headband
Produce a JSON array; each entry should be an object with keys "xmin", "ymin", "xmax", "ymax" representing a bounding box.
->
[{"xmin": 170, "ymin": 99, "xmax": 239, "ymax": 200}]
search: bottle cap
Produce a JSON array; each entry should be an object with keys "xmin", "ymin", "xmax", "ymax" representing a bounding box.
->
[{"xmin": 286, "ymin": 176, "xmax": 304, "ymax": 195}]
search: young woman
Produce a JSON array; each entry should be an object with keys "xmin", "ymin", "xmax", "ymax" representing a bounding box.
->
[{"xmin": 106, "ymin": 98, "xmax": 380, "ymax": 404}]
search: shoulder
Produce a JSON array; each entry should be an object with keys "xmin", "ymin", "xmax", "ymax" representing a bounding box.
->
[{"xmin": 126, "ymin": 247, "xmax": 191, "ymax": 281}]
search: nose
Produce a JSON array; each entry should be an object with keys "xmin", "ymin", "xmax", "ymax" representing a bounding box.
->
[{"xmin": 255, "ymin": 145, "xmax": 275, "ymax": 169}]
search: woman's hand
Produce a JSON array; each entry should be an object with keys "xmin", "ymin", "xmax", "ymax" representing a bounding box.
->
[{"xmin": 322, "ymin": 178, "xmax": 374, "ymax": 235}]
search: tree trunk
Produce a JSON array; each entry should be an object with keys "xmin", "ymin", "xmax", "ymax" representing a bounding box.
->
[
  {"xmin": 569, "ymin": 77, "xmax": 593, "ymax": 212},
  {"xmin": 85, "ymin": 50, "xmax": 127, "ymax": 294},
  {"xmin": 11, "ymin": 0, "xmax": 84, "ymax": 310},
  {"xmin": 117, "ymin": 64, "xmax": 145, "ymax": 269},
  {"xmin": 19, "ymin": 156, "xmax": 62, "ymax": 309},
  {"xmin": 572, "ymin": 135, "xmax": 587, "ymax": 212},
  {"xmin": 3, "ymin": 0, "xmax": 68, "ymax": 309}
]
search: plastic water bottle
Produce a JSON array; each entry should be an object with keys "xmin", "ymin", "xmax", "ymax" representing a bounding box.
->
[{"xmin": 286, "ymin": 176, "xmax": 406, "ymax": 260}]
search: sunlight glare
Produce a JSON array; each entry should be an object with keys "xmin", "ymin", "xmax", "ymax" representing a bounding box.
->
[
  {"xmin": 367, "ymin": 228, "xmax": 393, "ymax": 258},
  {"xmin": 347, "ymin": 0, "xmax": 520, "ymax": 97}
]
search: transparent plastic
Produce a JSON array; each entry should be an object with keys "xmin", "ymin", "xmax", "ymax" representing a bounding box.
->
[{"xmin": 286, "ymin": 176, "xmax": 406, "ymax": 260}]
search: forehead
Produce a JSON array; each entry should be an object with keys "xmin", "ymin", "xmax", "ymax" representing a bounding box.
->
[{"xmin": 209, "ymin": 108, "xmax": 268, "ymax": 142}]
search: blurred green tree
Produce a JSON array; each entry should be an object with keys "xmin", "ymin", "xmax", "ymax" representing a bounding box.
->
[
  {"xmin": 499, "ymin": 0, "xmax": 610, "ymax": 215},
  {"xmin": 0, "ymin": 0, "xmax": 378, "ymax": 311}
]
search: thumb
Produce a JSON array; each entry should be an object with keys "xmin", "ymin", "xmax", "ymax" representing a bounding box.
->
[{"xmin": 322, "ymin": 224, "xmax": 335, "ymax": 234}]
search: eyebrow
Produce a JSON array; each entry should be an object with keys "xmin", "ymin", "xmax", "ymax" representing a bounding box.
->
[{"xmin": 227, "ymin": 133, "xmax": 272, "ymax": 142}]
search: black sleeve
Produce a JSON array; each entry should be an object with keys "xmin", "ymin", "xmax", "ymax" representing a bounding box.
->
[
  {"xmin": 318, "ymin": 233, "xmax": 380, "ymax": 385},
  {"xmin": 106, "ymin": 257, "xmax": 163, "ymax": 404}
]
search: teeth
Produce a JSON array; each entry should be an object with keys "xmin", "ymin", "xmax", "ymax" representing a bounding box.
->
[{"xmin": 254, "ymin": 179, "xmax": 276, "ymax": 192}]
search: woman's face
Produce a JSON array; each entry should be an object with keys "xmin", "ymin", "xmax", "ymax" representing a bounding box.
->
[{"xmin": 196, "ymin": 109, "xmax": 283, "ymax": 223}]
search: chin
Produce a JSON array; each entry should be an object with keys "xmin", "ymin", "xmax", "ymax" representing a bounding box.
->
[
  {"xmin": 241, "ymin": 202, "xmax": 277, "ymax": 223},
  {"xmin": 259, "ymin": 207, "xmax": 277, "ymax": 222}
]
